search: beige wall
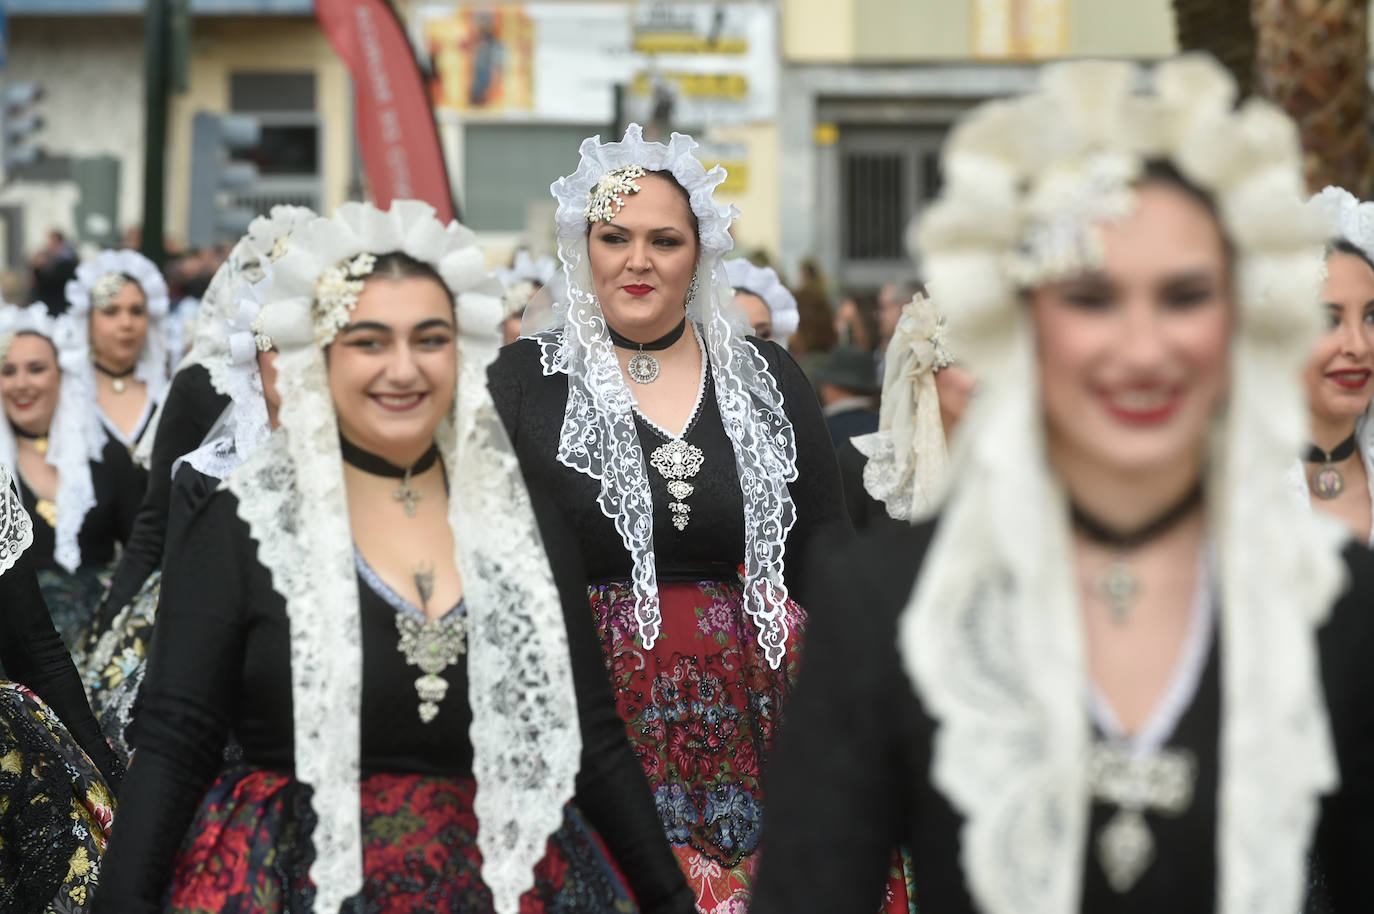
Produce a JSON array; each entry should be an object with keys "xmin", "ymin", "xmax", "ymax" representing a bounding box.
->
[
  {"xmin": 167, "ymin": 18, "xmax": 351, "ymax": 241},
  {"xmin": 785, "ymin": 0, "xmax": 1180, "ymax": 62},
  {"xmin": 709, "ymin": 123, "xmax": 782, "ymax": 260}
]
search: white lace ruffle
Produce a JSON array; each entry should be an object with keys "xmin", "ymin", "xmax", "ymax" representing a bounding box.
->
[
  {"xmin": 233, "ymin": 200, "xmax": 576, "ymax": 914},
  {"xmin": 43, "ymin": 312, "xmax": 108, "ymax": 573},
  {"xmin": 539, "ymin": 125, "xmax": 800, "ymax": 668},
  {"xmin": 722, "ymin": 259, "xmax": 800, "ymax": 339},
  {"xmin": 0, "ymin": 464, "xmax": 34, "ymax": 576},
  {"xmin": 902, "ymin": 56, "xmax": 1344, "ymax": 914}
]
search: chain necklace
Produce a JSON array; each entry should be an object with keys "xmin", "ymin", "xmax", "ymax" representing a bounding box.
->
[
  {"xmin": 339, "ymin": 436, "xmax": 441, "ymax": 517},
  {"xmin": 607, "ymin": 316, "xmax": 687, "ymax": 385},
  {"xmin": 1303, "ymin": 431, "xmax": 1358, "ymax": 500},
  {"xmin": 1070, "ymin": 481, "xmax": 1204, "ymax": 624}
]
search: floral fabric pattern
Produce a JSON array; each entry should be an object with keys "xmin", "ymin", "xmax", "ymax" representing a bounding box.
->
[
  {"xmin": 36, "ymin": 564, "xmax": 111, "ymax": 652},
  {"xmin": 167, "ymin": 766, "xmax": 638, "ymax": 914},
  {"xmin": 77, "ymin": 570, "xmax": 160, "ymax": 761},
  {"xmin": 0, "ymin": 681, "xmax": 115, "ymax": 914},
  {"xmin": 588, "ymin": 579, "xmax": 804, "ymax": 912}
]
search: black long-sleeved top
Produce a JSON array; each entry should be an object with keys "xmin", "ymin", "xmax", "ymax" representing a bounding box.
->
[
  {"xmin": 15, "ymin": 436, "xmax": 142, "ymax": 572},
  {"xmin": 487, "ymin": 334, "xmax": 851, "ymax": 592},
  {"xmin": 96, "ymin": 472, "xmax": 695, "ymax": 914},
  {"xmin": 0, "ymin": 547, "xmax": 124, "ymax": 787},
  {"xmin": 102, "ymin": 363, "xmax": 228, "ymax": 615},
  {"xmin": 750, "ymin": 520, "xmax": 1374, "ymax": 913}
]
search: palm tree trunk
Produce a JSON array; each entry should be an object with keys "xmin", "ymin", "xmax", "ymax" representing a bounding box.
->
[
  {"xmin": 1252, "ymin": 0, "xmax": 1374, "ymax": 195},
  {"xmin": 1173, "ymin": 0, "xmax": 1258, "ymax": 96}
]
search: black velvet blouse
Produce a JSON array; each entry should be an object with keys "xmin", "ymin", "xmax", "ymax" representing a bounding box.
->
[
  {"xmin": 102, "ymin": 363, "xmax": 229, "ymax": 614},
  {"xmin": 749, "ymin": 521, "xmax": 1374, "ymax": 913},
  {"xmin": 15, "ymin": 435, "xmax": 142, "ymax": 572},
  {"xmin": 96, "ymin": 469, "xmax": 695, "ymax": 914},
  {"xmin": 487, "ymin": 335, "xmax": 851, "ymax": 591},
  {"xmin": 0, "ymin": 547, "xmax": 124, "ymax": 787}
]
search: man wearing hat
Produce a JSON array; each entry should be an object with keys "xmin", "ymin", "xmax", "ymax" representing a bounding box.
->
[{"xmin": 811, "ymin": 344, "xmax": 881, "ymax": 447}]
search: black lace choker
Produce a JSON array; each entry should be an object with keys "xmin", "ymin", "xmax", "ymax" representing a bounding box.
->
[
  {"xmin": 10, "ymin": 423, "xmax": 45, "ymax": 441},
  {"xmin": 93, "ymin": 361, "xmax": 135, "ymax": 380},
  {"xmin": 606, "ymin": 316, "xmax": 687, "ymax": 352},
  {"xmin": 1070, "ymin": 481, "xmax": 1205, "ymax": 550},
  {"xmin": 339, "ymin": 436, "xmax": 439, "ymax": 478},
  {"xmin": 1304, "ymin": 432, "xmax": 1358, "ymax": 465}
]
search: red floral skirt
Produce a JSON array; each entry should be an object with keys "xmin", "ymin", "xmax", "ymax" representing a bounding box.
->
[
  {"xmin": 588, "ymin": 578, "xmax": 915, "ymax": 914},
  {"xmin": 166, "ymin": 765, "xmax": 637, "ymax": 914}
]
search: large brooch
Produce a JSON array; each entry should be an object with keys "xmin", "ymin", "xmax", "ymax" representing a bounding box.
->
[
  {"xmin": 649, "ymin": 438, "xmax": 705, "ymax": 531},
  {"xmin": 394, "ymin": 611, "xmax": 468, "ymax": 723},
  {"xmin": 1089, "ymin": 742, "xmax": 1197, "ymax": 892}
]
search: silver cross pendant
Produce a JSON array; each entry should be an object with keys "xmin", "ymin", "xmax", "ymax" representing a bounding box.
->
[{"xmin": 394, "ymin": 470, "xmax": 421, "ymax": 517}]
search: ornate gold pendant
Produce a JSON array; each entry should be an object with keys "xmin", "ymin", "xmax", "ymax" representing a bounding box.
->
[{"xmin": 34, "ymin": 498, "xmax": 57, "ymax": 529}]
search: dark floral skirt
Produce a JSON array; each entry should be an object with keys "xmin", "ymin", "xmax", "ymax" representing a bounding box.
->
[
  {"xmin": 588, "ymin": 578, "xmax": 915, "ymax": 914},
  {"xmin": 0, "ymin": 681, "xmax": 116, "ymax": 914},
  {"xmin": 37, "ymin": 564, "xmax": 112, "ymax": 653},
  {"xmin": 76, "ymin": 570, "xmax": 160, "ymax": 762},
  {"xmin": 166, "ymin": 765, "xmax": 638, "ymax": 914},
  {"xmin": 587, "ymin": 578, "xmax": 804, "ymax": 912}
]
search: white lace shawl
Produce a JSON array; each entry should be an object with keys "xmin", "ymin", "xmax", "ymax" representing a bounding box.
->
[
  {"xmin": 0, "ymin": 463, "xmax": 34, "ymax": 576},
  {"xmin": 537, "ymin": 124, "xmax": 800, "ymax": 668},
  {"xmin": 0, "ymin": 305, "xmax": 107, "ymax": 574},
  {"xmin": 230, "ymin": 200, "xmax": 579, "ymax": 914},
  {"xmin": 852, "ymin": 294, "xmax": 951, "ymax": 521},
  {"xmin": 902, "ymin": 56, "xmax": 1348, "ymax": 914}
]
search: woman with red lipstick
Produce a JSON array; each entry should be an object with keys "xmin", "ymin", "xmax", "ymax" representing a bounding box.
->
[
  {"xmin": 94, "ymin": 201, "xmax": 694, "ymax": 914},
  {"xmin": 488, "ymin": 126, "xmax": 853, "ymax": 911},
  {"xmin": 0, "ymin": 304, "xmax": 141, "ymax": 646},
  {"xmin": 752, "ymin": 57, "xmax": 1374, "ymax": 914},
  {"xmin": 63, "ymin": 249, "xmax": 170, "ymax": 450},
  {"xmin": 1292, "ymin": 187, "xmax": 1374, "ymax": 544}
]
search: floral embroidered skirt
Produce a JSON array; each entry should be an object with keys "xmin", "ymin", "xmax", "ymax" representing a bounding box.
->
[
  {"xmin": 166, "ymin": 764, "xmax": 639, "ymax": 914},
  {"xmin": 588, "ymin": 578, "xmax": 916, "ymax": 914},
  {"xmin": 0, "ymin": 681, "xmax": 115, "ymax": 914},
  {"xmin": 76, "ymin": 570, "xmax": 160, "ymax": 762},
  {"xmin": 36, "ymin": 564, "xmax": 112, "ymax": 653}
]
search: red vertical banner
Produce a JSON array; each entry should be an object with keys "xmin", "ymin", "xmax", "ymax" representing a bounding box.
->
[{"xmin": 315, "ymin": 0, "xmax": 457, "ymax": 222}]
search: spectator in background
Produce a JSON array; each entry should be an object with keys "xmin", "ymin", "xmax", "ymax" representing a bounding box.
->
[
  {"xmin": 835, "ymin": 290, "xmax": 878, "ymax": 351},
  {"xmin": 788, "ymin": 287, "xmax": 838, "ymax": 383},
  {"xmin": 29, "ymin": 230, "xmax": 77, "ymax": 315},
  {"xmin": 724, "ymin": 259, "xmax": 799, "ymax": 345},
  {"xmin": 810, "ymin": 344, "xmax": 880, "ymax": 446}
]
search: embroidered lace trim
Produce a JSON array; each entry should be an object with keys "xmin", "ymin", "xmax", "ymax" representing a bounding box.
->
[{"xmin": 0, "ymin": 465, "xmax": 33, "ymax": 575}]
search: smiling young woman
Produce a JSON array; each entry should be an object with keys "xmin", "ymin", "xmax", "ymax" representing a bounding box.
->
[
  {"xmin": 752, "ymin": 56, "xmax": 1374, "ymax": 914},
  {"xmin": 488, "ymin": 126, "xmax": 855, "ymax": 912},
  {"xmin": 0, "ymin": 304, "xmax": 141, "ymax": 646},
  {"xmin": 94, "ymin": 202, "xmax": 693, "ymax": 914},
  {"xmin": 1291, "ymin": 186, "xmax": 1374, "ymax": 544}
]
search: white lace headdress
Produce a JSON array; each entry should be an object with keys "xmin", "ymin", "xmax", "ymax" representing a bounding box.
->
[
  {"xmin": 0, "ymin": 303, "xmax": 102, "ymax": 573},
  {"xmin": 901, "ymin": 55, "xmax": 1346, "ymax": 914},
  {"xmin": 232, "ymin": 200, "xmax": 579, "ymax": 914},
  {"xmin": 536, "ymin": 123, "xmax": 800, "ymax": 668},
  {"xmin": 723, "ymin": 258, "xmax": 800, "ymax": 339},
  {"xmin": 492, "ymin": 250, "xmax": 558, "ymax": 320},
  {"xmin": 63, "ymin": 249, "xmax": 171, "ymax": 410},
  {"xmin": 136, "ymin": 205, "xmax": 316, "ymax": 467},
  {"xmin": 852, "ymin": 292, "xmax": 953, "ymax": 521}
]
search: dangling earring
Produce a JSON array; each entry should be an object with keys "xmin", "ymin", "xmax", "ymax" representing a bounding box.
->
[{"xmin": 685, "ymin": 269, "xmax": 700, "ymax": 312}]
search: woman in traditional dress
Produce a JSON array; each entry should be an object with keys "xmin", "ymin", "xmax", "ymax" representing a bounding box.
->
[
  {"xmin": 487, "ymin": 125, "xmax": 857, "ymax": 912},
  {"xmin": 0, "ymin": 305, "xmax": 141, "ymax": 645},
  {"xmin": 62, "ymin": 249, "xmax": 169, "ymax": 450},
  {"xmin": 94, "ymin": 201, "xmax": 694, "ymax": 914},
  {"xmin": 82, "ymin": 208, "xmax": 312, "ymax": 746},
  {"xmin": 752, "ymin": 56, "xmax": 1374, "ymax": 913},
  {"xmin": 0, "ymin": 462, "xmax": 120, "ymax": 913},
  {"xmin": 1287, "ymin": 186, "xmax": 1374, "ymax": 543},
  {"xmin": 723, "ymin": 259, "xmax": 799, "ymax": 344}
]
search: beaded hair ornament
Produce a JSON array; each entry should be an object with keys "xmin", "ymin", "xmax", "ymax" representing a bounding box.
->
[
  {"xmin": 585, "ymin": 165, "xmax": 647, "ymax": 223},
  {"xmin": 312, "ymin": 252, "xmax": 377, "ymax": 346}
]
